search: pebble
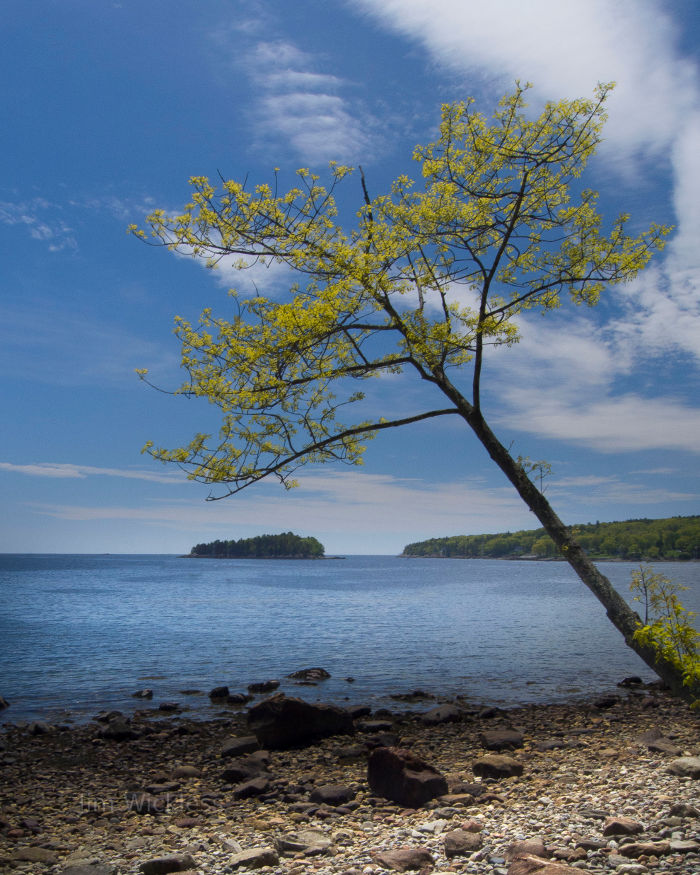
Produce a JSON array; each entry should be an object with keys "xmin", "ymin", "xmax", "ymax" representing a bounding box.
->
[{"xmin": 0, "ymin": 691, "xmax": 698, "ymax": 875}]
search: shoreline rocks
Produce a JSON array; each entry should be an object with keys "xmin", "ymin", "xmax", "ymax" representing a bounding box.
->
[{"xmin": 0, "ymin": 690, "xmax": 698, "ymax": 875}]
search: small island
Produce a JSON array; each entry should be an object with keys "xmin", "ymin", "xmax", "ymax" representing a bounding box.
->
[{"xmin": 188, "ymin": 531, "xmax": 325, "ymax": 559}]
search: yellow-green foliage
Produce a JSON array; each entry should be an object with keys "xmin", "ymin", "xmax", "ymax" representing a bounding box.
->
[
  {"xmin": 132, "ymin": 84, "xmax": 669, "ymax": 497},
  {"xmin": 630, "ymin": 566, "xmax": 700, "ymax": 701}
]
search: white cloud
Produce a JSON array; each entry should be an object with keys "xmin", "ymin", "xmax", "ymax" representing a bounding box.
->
[
  {"xmin": 351, "ymin": 0, "xmax": 700, "ymax": 366},
  {"xmin": 0, "ymin": 462, "xmax": 182, "ymax": 484},
  {"xmin": 222, "ymin": 36, "xmax": 378, "ymax": 164},
  {"xmin": 0, "ymin": 197, "xmax": 77, "ymax": 252}
]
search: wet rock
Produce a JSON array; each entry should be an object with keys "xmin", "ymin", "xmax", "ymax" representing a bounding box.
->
[
  {"xmin": 97, "ymin": 718, "xmax": 138, "ymax": 741},
  {"xmin": 29, "ymin": 721, "xmax": 50, "ymax": 735},
  {"xmin": 0, "ymin": 695, "xmax": 9, "ymax": 709},
  {"xmin": 286, "ymin": 667, "xmax": 331, "ymax": 681},
  {"xmin": 602, "ymin": 816, "xmax": 644, "ymax": 836},
  {"xmin": 227, "ymin": 693, "xmax": 252, "ymax": 705},
  {"xmin": 227, "ymin": 847, "xmax": 279, "ymax": 869},
  {"xmin": 372, "ymin": 847, "xmax": 435, "ymax": 871},
  {"xmin": 421, "ymin": 704, "xmax": 463, "ymax": 725},
  {"xmin": 472, "ymin": 753, "xmax": 524, "ymax": 779},
  {"xmin": 208, "ymin": 686, "xmax": 229, "ymax": 699},
  {"xmin": 593, "ymin": 693, "xmax": 620, "ymax": 709},
  {"xmin": 309, "ymin": 784, "xmax": 356, "ymax": 806},
  {"xmin": 247, "ymin": 680, "xmax": 280, "ymax": 694},
  {"xmin": 667, "ymin": 756, "xmax": 700, "ymax": 778},
  {"xmin": 618, "ymin": 676, "xmax": 643, "ymax": 687},
  {"xmin": 368, "ymin": 746, "xmax": 448, "ymax": 808},
  {"xmin": 132, "ymin": 689, "xmax": 153, "ymax": 699},
  {"xmin": 480, "ymin": 729, "xmax": 524, "ymax": 750},
  {"xmin": 158, "ymin": 702, "xmax": 180, "ymax": 713},
  {"xmin": 276, "ymin": 828, "xmax": 331, "ymax": 855},
  {"xmin": 444, "ymin": 828, "xmax": 483, "ymax": 857},
  {"xmin": 221, "ymin": 735, "xmax": 260, "ymax": 758},
  {"xmin": 139, "ymin": 855, "xmax": 196, "ymax": 874},
  {"xmin": 248, "ymin": 693, "xmax": 353, "ymax": 749}
]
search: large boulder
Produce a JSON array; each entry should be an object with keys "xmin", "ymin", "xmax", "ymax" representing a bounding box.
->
[
  {"xmin": 247, "ymin": 693, "xmax": 353, "ymax": 749},
  {"xmin": 368, "ymin": 746, "xmax": 448, "ymax": 808}
]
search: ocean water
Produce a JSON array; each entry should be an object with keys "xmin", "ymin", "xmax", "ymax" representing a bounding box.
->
[{"xmin": 0, "ymin": 554, "xmax": 698, "ymax": 724}]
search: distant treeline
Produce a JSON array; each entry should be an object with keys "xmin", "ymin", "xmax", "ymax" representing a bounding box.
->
[
  {"xmin": 402, "ymin": 515, "xmax": 700, "ymax": 561},
  {"xmin": 190, "ymin": 532, "xmax": 325, "ymax": 559}
]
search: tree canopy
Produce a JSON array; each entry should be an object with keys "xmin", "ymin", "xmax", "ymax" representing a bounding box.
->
[
  {"xmin": 190, "ymin": 532, "xmax": 324, "ymax": 559},
  {"xmin": 133, "ymin": 84, "xmax": 699, "ymax": 702},
  {"xmin": 403, "ymin": 515, "xmax": 700, "ymax": 560}
]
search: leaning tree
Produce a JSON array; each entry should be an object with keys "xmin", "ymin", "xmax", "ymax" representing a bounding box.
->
[{"xmin": 132, "ymin": 83, "xmax": 698, "ymax": 702}]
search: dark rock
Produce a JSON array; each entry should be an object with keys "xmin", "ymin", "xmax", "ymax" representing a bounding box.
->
[
  {"xmin": 132, "ymin": 689, "xmax": 153, "ymax": 699},
  {"xmin": 390, "ymin": 690, "xmax": 434, "ymax": 703},
  {"xmin": 247, "ymin": 680, "xmax": 280, "ymax": 694},
  {"xmin": 227, "ymin": 693, "xmax": 253, "ymax": 705},
  {"xmin": 371, "ymin": 847, "xmax": 434, "ymax": 871},
  {"xmin": 349, "ymin": 705, "xmax": 371, "ymax": 719},
  {"xmin": 365, "ymin": 732, "xmax": 400, "ymax": 749},
  {"xmin": 139, "ymin": 855, "xmax": 196, "ymax": 875},
  {"xmin": 227, "ymin": 847, "xmax": 279, "ymax": 869},
  {"xmin": 367, "ymin": 746, "xmax": 448, "ymax": 808},
  {"xmin": 480, "ymin": 729, "xmax": 524, "ymax": 750},
  {"xmin": 593, "ymin": 694, "xmax": 619, "ymax": 709},
  {"xmin": 208, "ymin": 686, "xmax": 229, "ymax": 699},
  {"xmin": 345, "ymin": 676, "xmax": 355, "ymax": 683},
  {"xmin": 444, "ymin": 828, "xmax": 483, "ymax": 857},
  {"xmin": 171, "ymin": 765, "xmax": 201, "ymax": 779},
  {"xmin": 472, "ymin": 754, "xmax": 523, "ymax": 779},
  {"xmin": 618, "ymin": 676, "xmax": 643, "ymax": 687},
  {"xmin": 144, "ymin": 781, "xmax": 180, "ymax": 795},
  {"xmin": 336, "ymin": 743, "xmax": 369, "ymax": 762},
  {"xmin": 421, "ymin": 704, "xmax": 463, "ymax": 725},
  {"xmin": 647, "ymin": 737, "xmax": 683, "ymax": 755},
  {"xmin": 97, "ymin": 719, "xmax": 138, "ymax": 741},
  {"xmin": 231, "ymin": 776, "xmax": 270, "ymax": 799},
  {"xmin": 309, "ymin": 784, "xmax": 356, "ymax": 806},
  {"xmin": 248, "ymin": 693, "xmax": 353, "ymax": 749},
  {"xmin": 221, "ymin": 736, "xmax": 260, "ymax": 758},
  {"xmin": 222, "ymin": 756, "xmax": 266, "ymax": 783},
  {"xmin": 357, "ymin": 719, "xmax": 394, "ymax": 732},
  {"xmin": 286, "ymin": 668, "xmax": 331, "ymax": 681},
  {"xmin": 448, "ymin": 780, "xmax": 485, "ymax": 797},
  {"xmin": 667, "ymin": 756, "xmax": 700, "ymax": 778},
  {"xmin": 158, "ymin": 702, "xmax": 180, "ymax": 712},
  {"xmin": 602, "ymin": 816, "xmax": 644, "ymax": 836},
  {"xmin": 0, "ymin": 695, "xmax": 9, "ymax": 709},
  {"xmin": 29, "ymin": 721, "xmax": 51, "ymax": 735}
]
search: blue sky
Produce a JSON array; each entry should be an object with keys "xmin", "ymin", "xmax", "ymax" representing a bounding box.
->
[{"xmin": 1, "ymin": 0, "xmax": 699, "ymax": 555}]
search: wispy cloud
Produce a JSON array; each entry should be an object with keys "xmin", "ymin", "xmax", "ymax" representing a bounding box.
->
[
  {"xmin": 0, "ymin": 197, "xmax": 77, "ymax": 252},
  {"xmin": 215, "ymin": 30, "xmax": 378, "ymax": 164},
  {"xmin": 0, "ymin": 462, "xmax": 182, "ymax": 485}
]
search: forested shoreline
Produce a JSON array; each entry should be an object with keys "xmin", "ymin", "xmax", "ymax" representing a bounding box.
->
[
  {"xmin": 403, "ymin": 515, "xmax": 700, "ymax": 561},
  {"xmin": 189, "ymin": 532, "xmax": 325, "ymax": 559}
]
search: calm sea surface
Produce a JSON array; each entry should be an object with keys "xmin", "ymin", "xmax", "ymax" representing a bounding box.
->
[{"xmin": 1, "ymin": 554, "xmax": 698, "ymax": 724}]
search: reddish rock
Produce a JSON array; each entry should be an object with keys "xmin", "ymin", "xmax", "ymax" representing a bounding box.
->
[
  {"xmin": 444, "ymin": 828, "xmax": 483, "ymax": 857},
  {"xmin": 507, "ymin": 854, "xmax": 579, "ymax": 874},
  {"xmin": 372, "ymin": 847, "xmax": 435, "ymax": 871},
  {"xmin": 602, "ymin": 816, "xmax": 644, "ymax": 836},
  {"xmin": 506, "ymin": 839, "xmax": 549, "ymax": 860},
  {"xmin": 368, "ymin": 746, "xmax": 448, "ymax": 808},
  {"xmin": 618, "ymin": 840, "xmax": 671, "ymax": 858}
]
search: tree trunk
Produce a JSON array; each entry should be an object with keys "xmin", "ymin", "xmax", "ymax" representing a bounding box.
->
[{"xmin": 460, "ymin": 407, "xmax": 697, "ymax": 702}]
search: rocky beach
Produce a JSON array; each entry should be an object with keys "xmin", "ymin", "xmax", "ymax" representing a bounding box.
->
[{"xmin": 0, "ymin": 682, "xmax": 698, "ymax": 875}]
